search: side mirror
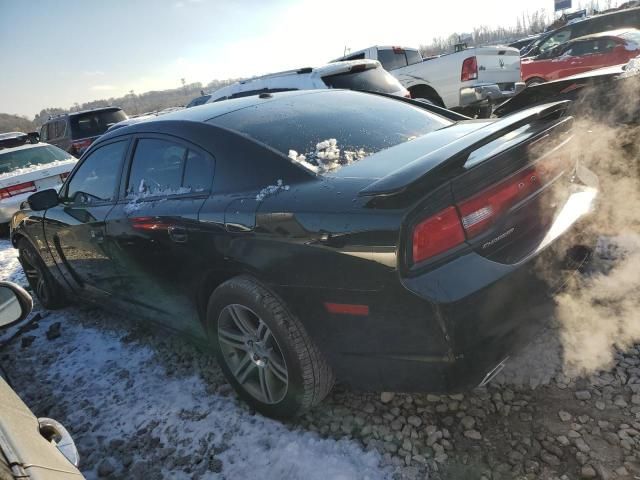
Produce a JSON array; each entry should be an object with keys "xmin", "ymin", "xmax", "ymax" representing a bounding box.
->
[
  {"xmin": 0, "ymin": 282, "xmax": 33, "ymax": 329},
  {"xmin": 28, "ymin": 189, "xmax": 59, "ymax": 211}
]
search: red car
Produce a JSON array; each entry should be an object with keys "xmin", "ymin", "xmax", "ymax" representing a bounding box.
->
[{"xmin": 521, "ymin": 28, "xmax": 640, "ymax": 86}]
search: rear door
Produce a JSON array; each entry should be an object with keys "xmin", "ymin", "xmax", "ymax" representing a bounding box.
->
[
  {"xmin": 43, "ymin": 139, "xmax": 129, "ymax": 301},
  {"xmin": 104, "ymin": 135, "xmax": 214, "ymax": 339}
]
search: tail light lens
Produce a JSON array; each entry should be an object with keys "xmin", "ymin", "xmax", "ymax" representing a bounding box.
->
[
  {"xmin": 0, "ymin": 181, "xmax": 37, "ymax": 199},
  {"xmin": 461, "ymin": 56, "xmax": 478, "ymax": 82},
  {"xmin": 412, "ymin": 206, "xmax": 466, "ymax": 263},
  {"xmin": 71, "ymin": 139, "xmax": 93, "ymax": 155}
]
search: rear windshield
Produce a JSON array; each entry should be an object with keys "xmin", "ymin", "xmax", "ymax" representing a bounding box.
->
[
  {"xmin": 377, "ymin": 49, "xmax": 408, "ymax": 70},
  {"xmin": 321, "ymin": 66, "xmax": 404, "ymax": 94},
  {"xmin": 0, "ymin": 145, "xmax": 72, "ymax": 175},
  {"xmin": 208, "ymin": 90, "xmax": 451, "ymax": 175},
  {"xmin": 70, "ymin": 109, "xmax": 127, "ymax": 139}
]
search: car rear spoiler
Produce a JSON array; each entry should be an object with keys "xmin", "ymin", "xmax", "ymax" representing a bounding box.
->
[{"xmin": 359, "ymin": 101, "xmax": 571, "ymax": 197}]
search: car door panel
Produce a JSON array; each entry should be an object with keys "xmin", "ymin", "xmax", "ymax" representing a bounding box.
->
[
  {"xmin": 103, "ymin": 136, "xmax": 214, "ymax": 340},
  {"xmin": 43, "ymin": 140, "xmax": 129, "ymax": 302}
]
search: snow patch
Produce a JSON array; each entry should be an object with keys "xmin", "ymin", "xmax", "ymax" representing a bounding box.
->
[
  {"xmin": 288, "ymin": 139, "xmax": 370, "ymax": 174},
  {"xmin": 621, "ymin": 55, "xmax": 640, "ymax": 78},
  {"xmin": 0, "ymin": 159, "xmax": 76, "ymax": 180},
  {"xmin": 123, "ymin": 180, "xmax": 193, "ymax": 214},
  {"xmin": 255, "ymin": 179, "xmax": 290, "ymax": 201}
]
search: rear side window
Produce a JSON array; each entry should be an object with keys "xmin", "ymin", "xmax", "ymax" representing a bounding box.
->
[
  {"xmin": 405, "ymin": 50, "xmax": 423, "ymax": 65},
  {"xmin": 208, "ymin": 90, "xmax": 450, "ymax": 175},
  {"xmin": 40, "ymin": 124, "xmax": 49, "ymax": 141},
  {"xmin": 539, "ymin": 29, "xmax": 571, "ymax": 52},
  {"xmin": 322, "ymin": 66, "xmax": 404, "ymax": 94},
  {"xmin": 126, "ymin": 138, "xmax": 212, "ymax": 197},
  {"xmin": 65, "ymin": 141, "xmax": 127, "ymax": 204},
  {"xmin": 127, "ymin": 139, "xmax": 186, "ymax": 197},
  {"xmin": 54, "ymin": 120, "xmax": 66, "ymax": 138},
  {"xmin": 377, "ymin": 49, "xmax": 408, "ymax": 70},
  {"xmin": 0, "ymin": 145, "xmax": 73, "ymax": 175},
  {"xmin": 70, "ymin": 110, "xmax": 127, "ymax": 139}
]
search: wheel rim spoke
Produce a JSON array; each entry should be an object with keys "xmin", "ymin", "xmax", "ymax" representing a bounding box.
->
[
  {"xmin": 218, "ymin": 327, "xmax": 249, "ymax": 350},
  {"xmin": 234, "ymin": 353, "xmax": 256, "ymax": 383},
  {"xmin": 259, "ymin": 367, "xmax": 274, "ymax": 403},
  {"xmin": 267, "ymin": 353, "xmax": 288, "ymax": 383},
  {"xmin": 228, "ymin": 305, "xmax": 256, "ymax": 337}
]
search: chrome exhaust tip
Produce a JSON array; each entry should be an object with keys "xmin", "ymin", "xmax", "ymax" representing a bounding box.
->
[{"xmin": 478, "ymin": 356, "xmax": 509, "ymax": 388}]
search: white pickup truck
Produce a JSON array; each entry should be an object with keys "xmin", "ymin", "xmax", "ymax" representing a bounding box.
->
[{"xmin": 333, "ymin": 45, "xmax": 525, "ymax": 117}]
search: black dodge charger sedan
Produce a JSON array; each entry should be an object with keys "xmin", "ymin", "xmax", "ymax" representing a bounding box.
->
[{"xmin": 11, "ymin": 90, "xmax": 598, "ymax": 418}]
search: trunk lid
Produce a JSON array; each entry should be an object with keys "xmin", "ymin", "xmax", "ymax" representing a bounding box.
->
[{"xmin": 473, "ymin": 46, "xmax": 521, "ymax": 84}]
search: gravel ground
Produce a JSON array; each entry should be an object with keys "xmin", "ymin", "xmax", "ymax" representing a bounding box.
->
[{"xmin": 1, "ymin": 238, "xmax": 639, "ymax": 480}]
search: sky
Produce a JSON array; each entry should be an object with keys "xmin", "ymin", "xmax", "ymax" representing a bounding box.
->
[{"xmin": 0, "ymin": 0, "xmax": 619, "ymax": 118}]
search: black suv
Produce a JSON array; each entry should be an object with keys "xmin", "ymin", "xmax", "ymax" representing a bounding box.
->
[{"xmin": 40, "ymin": 107, "xmax": 127, "ymax": 157}]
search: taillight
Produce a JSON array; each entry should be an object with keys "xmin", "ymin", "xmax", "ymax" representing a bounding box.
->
[
  {"xmin": 410, "ymin": 153, "xmax": 567, "ymax": 265},
  {"xmin": 412, "ymin": 206, "xmax": 466, "ymax": 263},
  {"xmin": 458, "ymin": 166, "xmax": 540, "ymax": 238},
  {"xmin": 0, "ymin": 181, "xmax": 37, "ymax": 199},
  {"xmin": 461, "ymin": 56, "xmax": 478, "ymax": 82},
  {"xmin": 59, "ymin": 172, "xmax": 70, "ymax": 181},
  {"xmin": 71, "ymin": 138, "xmax": 93, "ymax": 155}
]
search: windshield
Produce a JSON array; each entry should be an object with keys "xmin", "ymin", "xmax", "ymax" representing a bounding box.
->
[
  {"xmin": 208, "ymin": 90, "xmax": 451, "ymax": 174},
  {"xmin": 0, "ymin": 145, "xmax": 72, "ymax": 175},
  {"xmin": 321, "ymin": 66, "xmax": 405, "ymax": 94},
  {"xmin": 70, "ymin": 109, "xmax": 127, "ymax": 139}
]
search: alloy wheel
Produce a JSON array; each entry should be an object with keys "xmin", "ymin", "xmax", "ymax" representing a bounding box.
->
[{"xmin": 217, "ymin": 304, "xmax": 288, "ymax": 404}]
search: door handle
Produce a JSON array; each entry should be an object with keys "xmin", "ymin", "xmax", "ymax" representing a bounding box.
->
[
  {"xmin": 167, "ymin": 225, "xmax": 188, "ymax": 243},
  {"xmin": 90, "ymin": 229, "xmax": 104, "ymax": 243}
]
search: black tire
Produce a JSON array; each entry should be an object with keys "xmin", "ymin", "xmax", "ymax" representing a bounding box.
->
[
  {"xmin": 207, "ymin": 275, "xmax": 334, "ymax": 418},
  {"xmin": 525, "ymin": 77, "xmax": 545, "ymax": 87},
  {"xmin": 17, "ymin": 238, "xmax": 67, "ymax": 309}
]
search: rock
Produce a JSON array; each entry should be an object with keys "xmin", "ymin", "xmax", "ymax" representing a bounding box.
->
[
  {"xmin": 574, "ymin": 438, "xmax": 590, "ymax": 453},
  {"xmin": 464, "ymin": 430, "xmax": 482, "ymax": 440},
  {"xmin": 615, "ymin": 466, "xmax": 629, "ymax": 476},
  {"xmin": 461, "ymin": 416, "xmax": 475, "ymax": 430},
  {"xmin": 578, "ymin": 415, "xmax": 590, "ymax": 424},
  {"xmin": 97, "ymin": 457, "xmax": 117, "ymax": 477},
  {"xmin": 631, "ymin": 394, "xmax": 640, "ymax": 405},
  {"xmin": 426, "ymin": 394, "xmax": 440, "ymax": 402},
  {"xmin": 614, "ymin": 395, "xmax": 628, "ymax": 408},
  {"xmin": 580, "ymin": 465, "xmax": 597, "ymax": 478},
  {"xmin": 20, "ymin": 335, "xmax": 36, "ymax": 348},
  {"xmin": 556, "ymin": 435, "xmax": 570, "ymax": 446},
  {"xmin": 575, "ymin": 391, "xmax": 591, "ymax": 401},
  {"xmin": 568, "ymin": 430, "xmax": 581, "ymax": 438},
  {"xmin": 363, "ymin": 403, "xmax": 375, "ymax": 414},
  {"xmin": 595, "ymin": 401, "xmax": 605, "ymax": 411},
  {"xmin": 540, "ymin": 451, "xmax": 561, "ymax": 466},
  {"xmin": 558, "ymin": 410, "xmax": 572, "ymax": 422},
  {"xmin": 46, "ymin": 322, "xmax": 61, "ymax": 340},
  {"xmin": 380, "ymin": 392, "xmax": 395, "ymax": 404},
  {"xmin": 407, "ymin": 415, "xmax": 422, "ymax": 428},
  {"xmin": 426, "ymin": 431, "xmax": 442, "ymax": 446}
]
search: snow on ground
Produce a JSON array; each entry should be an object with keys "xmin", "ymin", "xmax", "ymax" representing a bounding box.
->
[{"xmin": 0, "ymin": 240, "xmax": 391, "ymax": 480}]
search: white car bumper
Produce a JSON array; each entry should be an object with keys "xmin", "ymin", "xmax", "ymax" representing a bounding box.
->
[
  {"xmin": 460, "ymin": 82, "xmax": 526, "ymax": 107},
  {"xmin": 0, "ymin": 184, "xmax": 62, "ymax": 223}
]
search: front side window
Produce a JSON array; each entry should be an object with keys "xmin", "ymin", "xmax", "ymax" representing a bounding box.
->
[
  {"xmin": 65, "ymin": 141, "xmax": 127, "ymax": 205},
  {"xmin": 540, "ymin": 29, "xmax": 571, "ymax": 53}
]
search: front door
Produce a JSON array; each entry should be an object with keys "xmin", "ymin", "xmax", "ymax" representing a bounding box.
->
[
  {"xmin": 103, "ymin": 136, "xmax": 214, "ymax": 339},
  {"xmin": 43, "ymin": 140, "xmax": 129, "ymax": 301}
]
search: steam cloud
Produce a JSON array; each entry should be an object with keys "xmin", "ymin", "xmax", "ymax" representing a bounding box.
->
[{"xmin": 551, "ymin": 75, "xmax": 640, "ymax": 375}]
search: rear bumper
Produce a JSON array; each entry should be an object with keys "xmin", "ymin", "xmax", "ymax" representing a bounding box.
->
[
  {"xmin": 278, "ymin": 186, "xmax": 597, "ymax": 392},
  {"xmin": 459, "ymin": 82, "xmax": 526, "ymax": 107}
]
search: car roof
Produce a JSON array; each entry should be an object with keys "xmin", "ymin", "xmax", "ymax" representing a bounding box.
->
[
  {"xmin": 233, "ymin": 59, "xmax": 381, "ymax": 84},
  {"xmin": 332, "ymin": 45, "xmax": 419, "ymax": 61},
  {"xmin": 46, "ymin": 106, "xmax": 123, "ymax": 121},
  {"xmin": 570, "ymin": 27, "xmax": 640, "ymax": 42},
  {"xmin": 0, "ymin": 143, "xmax": 51, "ymax": 155},
  {"xmin": 0, "ymin": 132, "xmax": 27, "ymax": 140}
]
